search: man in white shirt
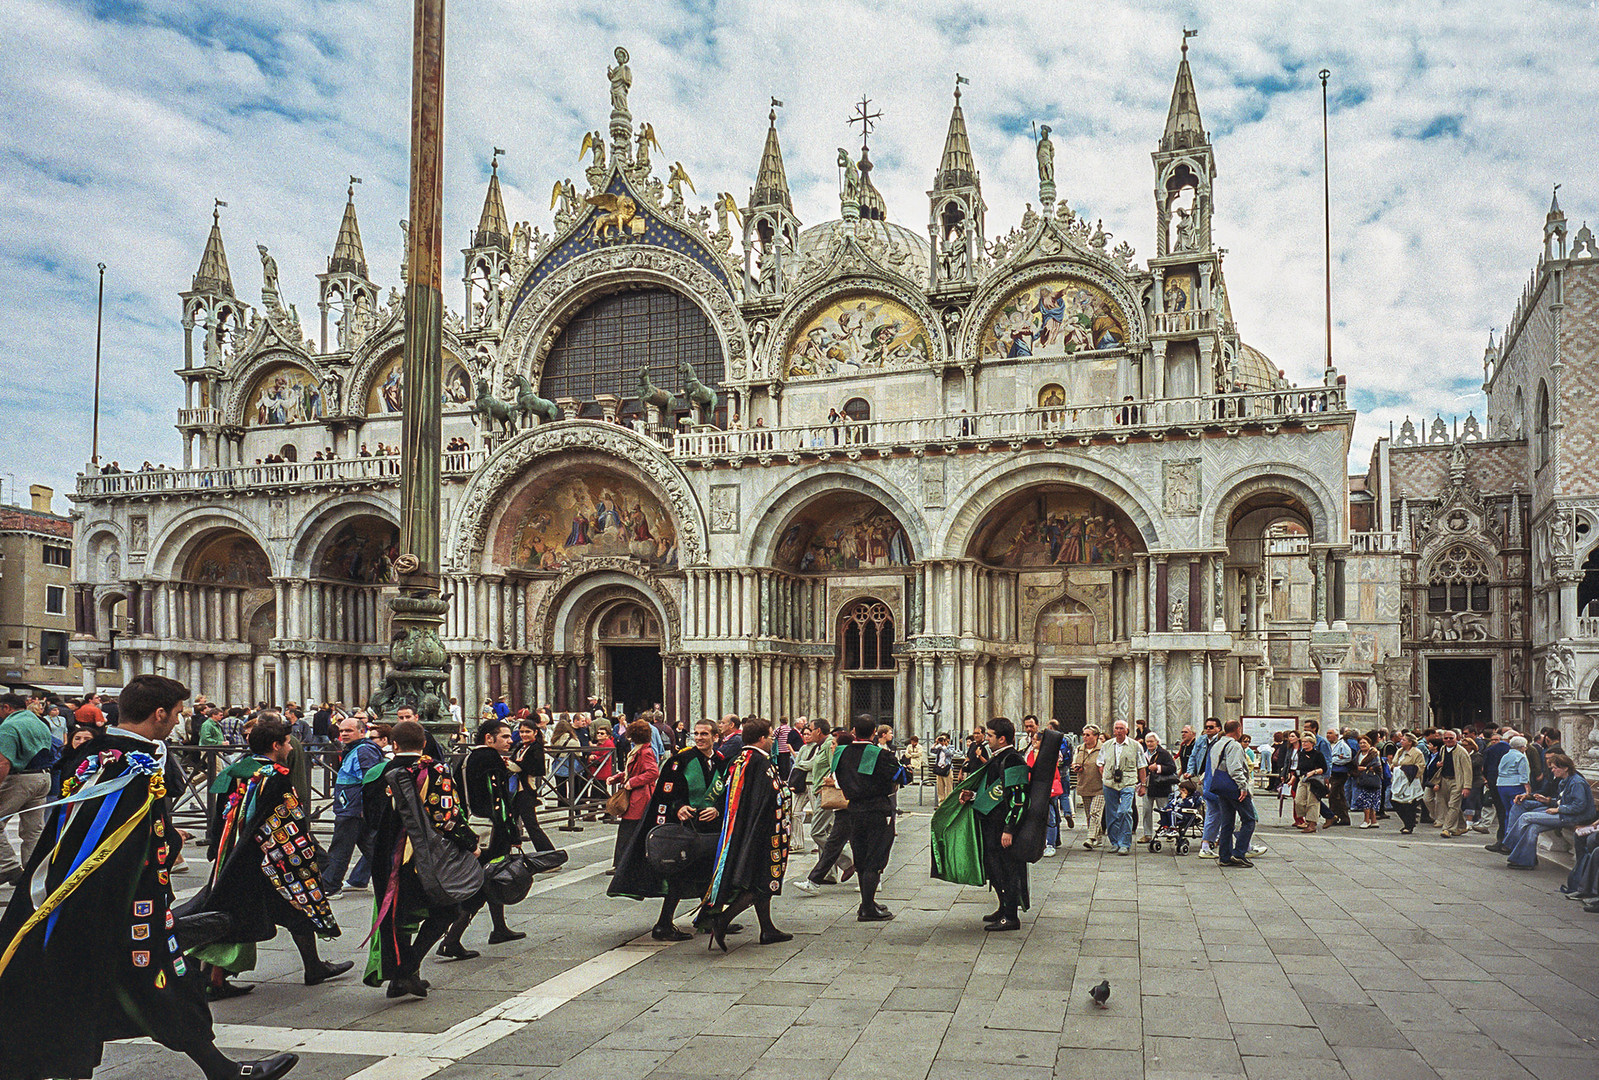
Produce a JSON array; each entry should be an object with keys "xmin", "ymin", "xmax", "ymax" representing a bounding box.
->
[{"xmin": 1099, "ymin": 720, "xmax": 1146, "ymax": 856}]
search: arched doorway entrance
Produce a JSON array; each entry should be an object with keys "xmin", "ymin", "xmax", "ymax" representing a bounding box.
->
[
  {"xmin": 840, "ymin": 599, "xmax": 896, "ymax": 728},
  {"xmin": 595, "ymin": 599, "xmax": 664, "ymax": 718},
  {"xmin": 174, "ymin": 527, "xmax": 274, "ymax": 704}
]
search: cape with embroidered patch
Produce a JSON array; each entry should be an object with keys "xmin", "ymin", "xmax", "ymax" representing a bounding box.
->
[{"xmin": 0, "ymin": 730, "xmax": 214, "ymax": 1080}]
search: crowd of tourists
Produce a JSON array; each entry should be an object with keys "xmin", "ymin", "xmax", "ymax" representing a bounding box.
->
[{"xmin": 4, "ymin": 677, "xmax": 1597, "ymax": 1080}]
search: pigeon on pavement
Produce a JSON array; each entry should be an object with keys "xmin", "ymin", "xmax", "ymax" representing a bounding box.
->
[{"xmin": 1089, "ymin": 979, "xmax": 1111, "ymax": 1008}]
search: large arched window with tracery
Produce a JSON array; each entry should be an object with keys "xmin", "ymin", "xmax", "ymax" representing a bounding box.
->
[
  {"xmin": 539, "ymin": 288, "xmax": 723, "ymax": 412},
  {"xmin": 1427, "ymin": 545, "xmax": 1490, "ymax": 613},
  {"xmin": 840, "ymin": 599, "xmax": 895, "ymax": 671}
]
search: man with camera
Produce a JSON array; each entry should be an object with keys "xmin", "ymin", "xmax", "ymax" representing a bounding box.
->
[{"xmin": 1099, "ymin": 719, "xmax": 1146, "ymax": 856}]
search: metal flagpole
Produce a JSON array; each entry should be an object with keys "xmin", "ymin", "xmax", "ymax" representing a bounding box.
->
[
  {"xmin": 1320, "ymin": 68, "xmax": 1332, "ymax": 371},
  {"xmin": 373, "ymin": 0, "xmax": 452, "ymax": 736},
  {"xmin": 92, "ymin": 262, "xmax": 106, "ymax": 467}
]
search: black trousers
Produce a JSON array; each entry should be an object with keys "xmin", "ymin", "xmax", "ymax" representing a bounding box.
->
[
  {"xmin": 1327, "ymin": 775, "xmax": 1350, "ymax": 824},
  {"xmin": 980, "ymin": 815, "xmax": 1029, "ymax": 913},
  {"xmin": 846, "ymin": 808, "xmax": 895, "ymax": 914},
  {"xmin": 1393, "ymin": 799, "xmax": 1420, "ymax": 831}
]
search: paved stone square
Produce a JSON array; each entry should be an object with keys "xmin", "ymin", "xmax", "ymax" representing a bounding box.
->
[{"xmin": 100, "ymin": 806, "xmax": 1599, "ymax": 1080}]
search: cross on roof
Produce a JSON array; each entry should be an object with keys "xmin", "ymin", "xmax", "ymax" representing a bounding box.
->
[{"xmin": 849, "ymin": 95, "xmax": 882, "ymax": 153}]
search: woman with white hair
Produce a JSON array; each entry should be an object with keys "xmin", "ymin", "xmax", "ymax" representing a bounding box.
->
[{"xmin": 1486, "ymin": 735, "xmax": 1532, "ymax": 854}]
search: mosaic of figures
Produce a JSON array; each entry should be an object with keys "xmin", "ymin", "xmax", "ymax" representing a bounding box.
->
[
  {"xmin": 245, "ymin": 364, "xmax": 324, "ymax": 426},
  {"xmin": 980, "ymin": 278, "xmax": 1128, "ymax": 359},
  {"xmin": 367, "ymin": 353, "xmax": 474, "ymax": 414},
  {"xmin": 774, "ymin": 494, "xmax": 914, "ymax": 573},
  {"xmin": 784, "ymin": 296, "xmax": 932, "ymax": 378},
  {"xmin": 974, "ymin": 487, "xmax": 1144, "ymax": 567},
  {"xmin": 511, "ymin": 474, "xmax": 678, "ymax": 572},
  {"xmin": 1163, "ymin": 271, "xmax": 1195, "ymax": 313},
  {"xmin": 185, "ymin": 532, "xmax": 272, "ymax": 587},
  {"xmin": 318, "ymin": 519, "xmax": 400, "ymax": 584}
]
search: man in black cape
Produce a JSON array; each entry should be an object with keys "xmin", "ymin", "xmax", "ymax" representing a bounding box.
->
[
  {"xmin": 959, "ymin": 716, "xmax": 1031, "ymax": 932},
  {"xmin": 833, "ymin": 713, "xmax": 902, "ymax": 923},
  {"xmin": 185, "ymin": 717, "xmax": 350, "ymax": 999},
  {"xmin": 437, "ymin": 719, "xmax": 528, "ymax": 959},
  {"xmin": 609, "ymin": 717, "xmax": 726, "ymax": 940},
  {"xmin": 0, "ymin": 674, "xmax": 297, "ymax": 1080},
  {"xmin": 696, "ymin": 719, "xmax": 793, "ymax": 951},
  {"xmin": 362, "ymin": 719, "xmax": 479, "ymax": 999}
]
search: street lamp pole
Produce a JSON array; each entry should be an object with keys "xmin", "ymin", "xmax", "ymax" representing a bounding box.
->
[
  {"xmin": 92, "ymin": 262, "xmax": 106, "ymax": 467},
  {"xmin": 372, "ymin": 0, "xmax": 452, "ymax": 736}
]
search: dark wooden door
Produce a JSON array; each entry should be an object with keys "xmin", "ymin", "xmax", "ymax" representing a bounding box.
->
[
  {"xmin": 1051, "ymin": 676, "xmax": 1088, "ymax": 734},
  {"xmin": 849, "ymin": 678, "xmax": 895, "ymax": 729}
]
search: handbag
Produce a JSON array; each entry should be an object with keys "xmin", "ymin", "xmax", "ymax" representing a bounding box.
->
[
  {"xmin": 644, "ymin": 822, "xmax": 717, "ymax": 876},
  {"xmin": 1355, "ymin": 766, "xmax": 1382, "ymax": 791},
  {"xmin": 605, "ymin": 786, "xmax": 630, "ymax": 817},
  {"xmin": 1205, "ymin": 739, "xmax": 1242, "ymax": 802},
  {"xmin": 482, "ymin": 852, "xmax": 535, "ymax": 905},
  {"xmin": 818, "ymin": 775, "xmax": 848, "ymax": 811},
  {"xmin": 171, "ymin": 908, "xmax": 237, "ymax": 952}
]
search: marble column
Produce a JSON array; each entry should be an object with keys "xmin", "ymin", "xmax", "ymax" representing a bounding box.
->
[
  {"xmin": 1190, "ymin": 652, "xmax": 1206, "ymax": 728},
  {"xmin": 1149, "ymin": 650, "xmax": 1168, "ymax": 743}
]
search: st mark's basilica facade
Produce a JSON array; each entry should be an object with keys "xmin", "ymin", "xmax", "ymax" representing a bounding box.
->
[{"xmin": 65, "ymin": 47, "xmax": 1599, "ymax": 771}]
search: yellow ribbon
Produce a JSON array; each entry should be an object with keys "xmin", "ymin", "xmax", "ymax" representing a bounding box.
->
[{"xmin": 0, "ymin": 775, "xmax": 163, "ymax": 980}]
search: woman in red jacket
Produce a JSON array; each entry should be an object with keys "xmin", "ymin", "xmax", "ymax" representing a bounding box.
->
[{"xmin": 610, "ymin": 719, "xmax": 660, "ymax": 870}]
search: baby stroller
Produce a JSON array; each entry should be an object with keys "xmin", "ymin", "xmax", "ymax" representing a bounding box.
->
[{"xmin": 1149, "ymin": 795, "xmax": 1202, "ymax": 855}]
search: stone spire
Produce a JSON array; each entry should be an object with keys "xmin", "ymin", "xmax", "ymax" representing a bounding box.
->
[
  {"xmin": 192, "ymin": 200, "xmax": 234, "ymax": 296},
  {"xmin": 751, "ymin": 104, "xmax": 792, "ymax": 212},
  {"xmin": 934, "ymin": 77, "xmax": 977, "ymax": 191},
  {"xmin": 474, "ymin": 149, "xmax": 511, "ymax": 251},
  {"xmin": 328, "ymin": 178, "xmax": 369, "ymax": 278},
  {"xmin": 1161, "ymin": 33, "xmax": 1209, "ymax": 152}
]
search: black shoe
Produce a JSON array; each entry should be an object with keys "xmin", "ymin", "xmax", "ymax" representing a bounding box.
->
[
  {"xmin": 709, "ymin": 915, "xmax": 729, "ymax": 953},
  {"xmin": 235, "ymin": 1053, "xmax": 299, "ymax": 1079},
  {"xmin": 386, "ymin": 974, "xmax": 428, "ymax": 998},
  {"xmin": 207, "ymin": 980, "xmax": 254, "ymax": 1001},
  {"xmin": 983, "ymin": 916, "xmax": 1020, "ymax": 932},
  {"xmin": 857, "ymin": 907, "xmax": 894, "ymax": 922},
  {"xmin": 1220, "ymin": 858, "xmax": 1254, "ymax": 868},
  {"xmin": 436, "ymin": 943, "xmax": 480, "ymax": 961},
  {"xmin": 1065, "ymin": 816, "xmax": 1076, "ymax": 829},
  {"xmin": 304, "ymin": 960, "xmax": 354, "ymax": 986},
  {"xmin": 759, "ymin": 929, "xmax": 794, "ymax": 944},
  {"xmin": 875, "ymin": 903, "xmax": 891, "ymax": 917},
  {"xmin": 1584, "ymin": 899, "xmax": 1599, "ymax": 914},
  {"xmin": 652, "ymin": 925, "xmax": 692, "ymax": 942},
  {"xmin": 488, "ymin": 928, "xmax": 526, "ymax": 945},
  {"xmin": 982, "ymin": 909, "xmax": 1005, "ymax": 923},
  {"xmin": 1484, "ymin": 843, "xmax": 1508, "ymax": 853},
  {"xmin": 1565, "ymin": 892, "xmax": 1594, "ymax": 901},
  {"xmin": 725, "ymin": 923, "xmax": 744, "ymax": 935}
]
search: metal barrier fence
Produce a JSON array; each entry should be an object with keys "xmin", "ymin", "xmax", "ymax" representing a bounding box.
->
[{"xmin": 167, "ymin": 744, "xmax": 624, "ymax": 841}]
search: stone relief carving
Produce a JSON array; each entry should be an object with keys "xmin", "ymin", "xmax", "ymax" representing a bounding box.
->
[
  {"xmin": 450, "ymin": 423, "xmax": 705, "ymax": 570},
  {"xmin": 921, "ymin": 457, "xmax": 946, "ymax": 509},
  {"xmin": 1162, "ymin": 459, "xmax": 1201, "ymax": 517},
  {"xmin": 709, "ymin": 485, "xmax": 739, "ymax": 533},
  {"xmin": 1545, "ymin": 644, "xmax": 1576, "ymax": 701},
  {"xmin": 129, "ymin": 515, "xmax": 149, "ymax": 553}
]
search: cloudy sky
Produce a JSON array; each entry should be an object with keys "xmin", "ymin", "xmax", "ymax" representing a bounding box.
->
[{"xmin": 3, "ymin": 0, "xmax": 1597, "ymax": 509}]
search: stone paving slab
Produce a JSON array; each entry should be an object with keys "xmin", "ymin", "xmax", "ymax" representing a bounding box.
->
[{"xmin": 73, "ymin": 809, "xmax": 1599, "ymax": 1079}]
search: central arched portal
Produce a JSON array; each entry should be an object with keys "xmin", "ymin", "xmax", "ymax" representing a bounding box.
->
[{"xmin": 592, "ymin": 596, "xmax": 665, "ymax": 717}]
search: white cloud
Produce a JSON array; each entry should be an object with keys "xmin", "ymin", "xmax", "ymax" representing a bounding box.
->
[{"xmin": 2, "ymin": 0, "xmax": 1596, "ymax": 508}]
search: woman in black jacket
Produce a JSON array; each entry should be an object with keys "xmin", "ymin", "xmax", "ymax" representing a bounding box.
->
[
  {"xmin": 1138, "ymin": 732, "xmax": 1179, "ymax": 844},
  {"xmin": 1293, "ymin": 735, "xmax": 1328, "ymax": 833},
  {"xmin": 509, "ymin": 715, "xmax": 555, "ymax": 852}
]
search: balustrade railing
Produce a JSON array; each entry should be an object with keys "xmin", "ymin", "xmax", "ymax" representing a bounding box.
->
[
  {"xmin": 674, "ymin": 386, "xmax": 1348, "ymax": 460},
  {"xmin": 177, "ymin": 407, "xmax": 223, "ymax": 427},
  {"xmin": 1577, "ymin": 616, "xmax": 1599, "ymax": 639},
  {"xmin": 1349, "ymin": 531, "xmax": 1402, "ymax": 554},
  {"xmin": 1152, "ymin": 309, "xmax": 1217, "ymax": 335},
  {"xmin": 82, "ymin": 385, "xmax": 1350, "ymax": 495}
]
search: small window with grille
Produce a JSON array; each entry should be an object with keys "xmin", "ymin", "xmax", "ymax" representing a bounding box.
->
[{"xmin": 840, "ymin": 599, "xmax": 895, "ymax": 671}]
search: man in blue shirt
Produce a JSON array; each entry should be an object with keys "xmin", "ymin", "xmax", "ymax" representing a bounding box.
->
[
  {"xmin": 320, "ymin": 715, "xmax": 386, "ymax": 897},
  {"xmin": 1186, "ymin": 717, "xmax": 1221, "ymax": 857},
  {"xmin": 1325, "ymin": 725, "xmax": 1354, "ymax": 826}
]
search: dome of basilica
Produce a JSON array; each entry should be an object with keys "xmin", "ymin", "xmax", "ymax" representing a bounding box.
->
[{"xmin": 794, "ymin": 217, "xmax": 931, "ymax": 285}]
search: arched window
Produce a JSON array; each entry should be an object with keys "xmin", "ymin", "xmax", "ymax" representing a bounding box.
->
[
  {"xmin": 279, "ymin": 444, "xmax": 297, "ymax": 462},
  {"xmin": 1536, "ymin": 380, "xmax": 1551, "ymax": 469},
  {"xmin": 1427, "ymin": 545, "xmax": 1490, "ymax": 613},
  {"xmin": 1037, "ymin": 384, "xmax": 1066, "ymax": 409},
  {"xmin": 1513, "ymin": 386, "xmax": 1525, "ymax": 438},
  {"xmin": 842, "ymin": 397, "xmax": 871, "ymax": 421},
  {"xmin": 1578, "ymin": 547, "xmax": 1599, "ymax": 617},
  {"xmin": 840, "ymin": 599, "xmax": 894, "ymax": 671},
  {"xmin": 540, "ymin": 288, "xmax": 723, "ymax": 410}
]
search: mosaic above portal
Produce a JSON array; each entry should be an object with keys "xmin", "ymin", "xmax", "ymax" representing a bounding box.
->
[
  {"xmin": 510, "ymin": 473, "xmax": 678, "ymax": 572},
  {"xmin": 774, "ymin": 493, "xmax": 914, "ymax": 573},
  {"xmin": 784, "ymin": 295, "xmax": 932, "ymax": 379},
  {"xmin": 319, "ymin": 519, "xmax": 400, "ymax": 584},
  {"xmin": 972, "ymin": 487, "xmax": 1144, "ymax": 567},
  {"xmin": 979, "ymin": 278, "xmax": 1128, "ymax": 360},
  {"xmin": 366, "ymin": 353, "xmax": 473, "ymax": 414},
  {"xmin": 244, "ymin": 364, "xmax": 323, "ymax": 426},
  {"xmin": 185, "ymin": 533, "xmax": 272, "ymax": 586}
]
